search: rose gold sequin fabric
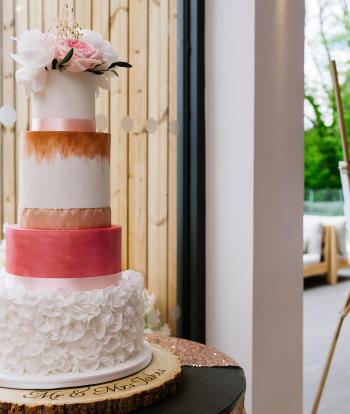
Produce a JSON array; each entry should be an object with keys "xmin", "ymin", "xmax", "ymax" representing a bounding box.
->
[{"xmin": 145, "ymin": 334, "xmax": 239, "ymax": 367}]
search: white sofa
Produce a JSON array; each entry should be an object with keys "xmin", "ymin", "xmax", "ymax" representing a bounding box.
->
[{"xmin": 303, "ymin": 215, "xmax": 349, "ymax": 284}]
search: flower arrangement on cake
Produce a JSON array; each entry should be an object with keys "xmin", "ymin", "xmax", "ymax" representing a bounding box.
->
[{"xmin": 11, "ymin": 23, "xmax": 131, "ymax": 95}]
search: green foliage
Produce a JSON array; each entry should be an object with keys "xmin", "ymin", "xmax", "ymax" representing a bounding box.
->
[
  {"xmin": 305, "ymin": 70, "xmax": 350, "ymax": 189},
  {"xmin": 304, "ymin": 0, "xmax": 350, "ymax": 190},
  {"xmin": 305, "ymin": 91, "xmax": 342, "ymax": 190},
  {"xmin": 304, "ymin": 126, "xmax": 342, "ymax": 189}
]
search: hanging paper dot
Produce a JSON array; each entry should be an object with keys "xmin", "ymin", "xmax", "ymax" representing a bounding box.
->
[
  {"xmin": 121, "ymin": 116, "xmax": 133, "ymax": 132},
  {"xmin": 96, "ymin": 113, "xmax": 108, "ymax": 132},
  {"xmin": 0, "ymin": 105, "xmax": 17, "ymax": 128},
  {"xmin": 145, "ymin": 118, "xmax": 157, "ymax": 134}
]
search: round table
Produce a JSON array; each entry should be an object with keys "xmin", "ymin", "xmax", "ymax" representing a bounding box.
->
[
  {"xmin": 137, "ymin": 365, "xmax": 246, "ymax": 414},
  {"xmin": 143, "ymin": 334, "xmax": 246, "ymax": 414}
]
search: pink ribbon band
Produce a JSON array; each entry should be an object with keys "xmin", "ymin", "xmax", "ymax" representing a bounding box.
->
[
  {"xmin": 3, "ymin": 272, "xmax": 122, "ymax": 291},
  {"xmin": 32, "ymin": 118, "xmax": 96, "ymax": 132}
]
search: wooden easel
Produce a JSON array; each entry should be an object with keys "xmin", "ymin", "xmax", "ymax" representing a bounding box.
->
[{"xmin": 311, "ymin": 60, "xmax": 350, "ymax": 414}]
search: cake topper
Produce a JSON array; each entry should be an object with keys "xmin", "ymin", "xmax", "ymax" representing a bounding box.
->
[
  {"xmin": 11, "ymin": 2, "xmax": 131, "ymax": 95},
  {"xmin": 53, "ymin": 2, "xmax": 81, "ymax": 40}
]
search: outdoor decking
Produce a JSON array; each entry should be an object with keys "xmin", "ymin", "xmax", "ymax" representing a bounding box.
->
[{"xmin": 304, "ymin": 274, "xmax": 350, "ymax": 413}]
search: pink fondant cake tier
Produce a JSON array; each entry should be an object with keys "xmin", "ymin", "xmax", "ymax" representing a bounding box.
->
[{"xmin": 6, "ymin": 225, "xmax": 122, "ymax": 278}]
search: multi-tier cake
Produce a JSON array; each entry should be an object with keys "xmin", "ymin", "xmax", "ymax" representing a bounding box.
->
[{"xmin": 0, "ymin": 21, "xmax": 152, "ymax": 389}]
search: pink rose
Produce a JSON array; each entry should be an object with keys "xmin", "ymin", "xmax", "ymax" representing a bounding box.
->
[{"xmin": 56, "ymin": 38, "xmax": 102, "ymax": 72}]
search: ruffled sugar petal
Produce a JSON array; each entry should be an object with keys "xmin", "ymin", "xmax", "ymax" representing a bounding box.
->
[
  {"xmin": 109, "ymin": 312, "xmax": 123, "ymax": 333},
  {"xmin": 89, "ymin": 317, "xmax": 106, "ymax": 339},
  {"xmin": 104, "ymin": 336, "xmax": 122, "ymax": 353},
  {"xmin": 0, "ymin": 271, "xmax": 144, "ymax": 375},
  {"xmin": 34, "ymin": 316, "xmax": 53, "ymax": 333},
  {"xmin": 99, "ymin": 355, "xmax": 115, "ymax": 368}
]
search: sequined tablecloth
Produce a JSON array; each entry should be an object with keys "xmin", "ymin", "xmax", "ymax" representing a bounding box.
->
[
  {"xmin": 145, "ymin": 334, "xmax": 246, "ymax": 414},
  {"xmin": 146, "ymin": 334, "xmax": 239, "ymax": 368}
]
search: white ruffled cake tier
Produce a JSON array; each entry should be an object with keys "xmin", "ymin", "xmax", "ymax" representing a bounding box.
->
[{"xmin": 0, "ymin": 270, "xmax": 145, "ymax": 378}]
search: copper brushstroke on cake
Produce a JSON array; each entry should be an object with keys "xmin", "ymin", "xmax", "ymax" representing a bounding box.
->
[
  {"xmin": 21, "ymin": 131, "xmax": 110, "ymax": 162},
  {"xmin": 19, "ymin": 207, "xmax": 111, "ymax": 229}
]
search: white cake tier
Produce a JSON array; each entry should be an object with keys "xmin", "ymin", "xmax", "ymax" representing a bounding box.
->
[
  {"xmin": 20, "ymin": 154, "xmax": 110, "ymax": 209},
  {"xmin": 0, "ymin": 271, "xmax": 145, "ymax": 376},
  {"xmin": 19, "ymin": 131, "xmax": 110, "ymax": 211},
  {"xmin": 32, "ymin": 71, "xmax": 96, "ymax": 131}
]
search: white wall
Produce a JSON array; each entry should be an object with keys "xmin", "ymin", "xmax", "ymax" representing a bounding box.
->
[
  {"xmin": 205, "ymin": 0, "xmax": 255, "ymax": 407},
  {"xmin": 206, "ymin": 1, "xmax": 304, "ymax": 413}
]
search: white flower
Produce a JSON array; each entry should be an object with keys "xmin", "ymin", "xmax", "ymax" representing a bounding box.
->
[
  {"xmin": 11, "ymin": 29, "xmax": 57, "ymax": 94},
  {"xmin": 15, "ymin": 67, "xmax": 48, "ymax": 95},
  {"xmin": 12, "ymin": 29, "xmax": 57, "ymax": 68},
  {"xmin": 146, "ymin": 308, "xmax": 161, "ymax": 329},
  {"xmin": 95, "ymin": 71, "xmax": 113, "ymax": 90},
  {"xmin": 80, "ymin": 29, "xmax": 118, "ymax": 65},
  {"xmin": 143, "ymin": 288, "xmax": 171, "ymax": 336},
  {"xmin": 159, "ymin": 323, "xmax": 171, "ymax": 336}
]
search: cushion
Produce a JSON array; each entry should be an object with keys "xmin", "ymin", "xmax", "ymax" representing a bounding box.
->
[
  {"xmin": 303, "ymin": 253, "xmax": 321, "ymax": 265},
  {"xmin": 303, "ymin": 218, "xmax": 323, "ymax": 260},
  {"xmin": 305, "ymin": 215, "xmax": 347, "ymax": 257},
  {"xmin": 303, "ymin": 237, "xmax": 307, "ymax": 254}
]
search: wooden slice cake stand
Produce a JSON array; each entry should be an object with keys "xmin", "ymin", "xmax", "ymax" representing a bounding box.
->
[{"xmin": 0, "ymin": 344, "xmax": 182, "ymax": 414}]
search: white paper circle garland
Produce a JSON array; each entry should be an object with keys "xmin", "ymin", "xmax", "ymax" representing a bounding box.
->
[
  {"xmin": 96, "ymin": 113, "xmax": 108, "ymax": 132},
  {"xmin": 145, "ymin": 118, "xmax": 157, "ymax": 133},
  {"xmin": 121, "ymin": 116, "xmax": 134, "ymax": 132},
  {"xmin": 0, "ymin": 105, "xmax": 17, "ymax": 128}
]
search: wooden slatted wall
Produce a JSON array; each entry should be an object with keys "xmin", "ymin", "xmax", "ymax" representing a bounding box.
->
[{"xmin": 0, "ymin": 0, "xmax": 177, "ymax": 332}]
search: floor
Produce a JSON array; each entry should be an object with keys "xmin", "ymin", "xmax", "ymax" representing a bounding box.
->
[{"xmin": 304, "ymin": 273, "xmax": 350, "ymax": 414}]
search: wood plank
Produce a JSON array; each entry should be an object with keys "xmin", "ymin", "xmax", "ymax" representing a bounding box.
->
[
  {"xmin": 147, "ymin": 0, "xmax": 169, "ymax": 322},
  {"xmin": 128, "ymin": 0, "xmax": 148, "ymax": 282},
  {"xmin": 304, "ymin": 277, "xmax": 350, "ymax": 413},
  {"xmin": 74, "ymin": 0, "xmax": 92, "ymax": 28},
  {"xmin": 110, "ymin": 0, "xmax": 129, "ymax": 268},
  {"xmin": 2, "ymin": 0, "xmax": 16, "ymax": 224},
  {"xmin": 58, "ymin": 0, "xmax": 72, "ymax": 18},
  {"xmin": 15, "ymin": 0, "xmax": 29, "ymax": 217},
  {"xmin": 29, "ymin": 0, "xmax": 43, "ymax": 29},
  {"xmin": 29, "ymin": 0, "xmax": 43, "ymax": 126},
  {"xmin": 43, "ymin": 0, "xmax": 58, "ymax": 31},
  {"xmin": 0, "ymin": 1, "xmax": 3, "ymax": 238},
  {"xmin": 167, "ymin": 0, "xmax": 177, "ymax": 334},
  {"xmin": 92, "ymin": 0, "xmax": 110, "ymax": 133},
  {"xmin": 0, "ymin": 344, "xmax": 182, "ymax": 413}
]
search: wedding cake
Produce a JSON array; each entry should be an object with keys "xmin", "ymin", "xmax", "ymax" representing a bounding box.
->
[{"xmin": 0, "ymin": 20, "xmax": 152, "ymax": 389}]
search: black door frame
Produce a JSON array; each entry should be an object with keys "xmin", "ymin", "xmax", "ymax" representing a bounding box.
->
[{"xmin": 177, "ymin": 0, "xmax": 206, "ymax": 343}]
